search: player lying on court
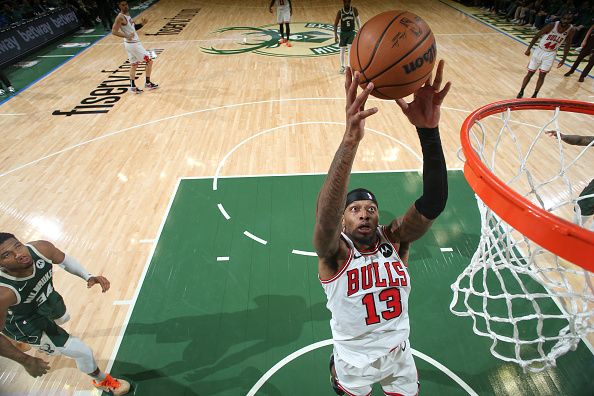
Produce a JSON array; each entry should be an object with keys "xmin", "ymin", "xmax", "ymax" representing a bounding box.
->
[
  {"xmin": 314, "ymin": 61, "xmax": 451, "ymax": 395},
  {"xmin": 0, "ymin": 233, "xmax": 130, "ymax": 395}
]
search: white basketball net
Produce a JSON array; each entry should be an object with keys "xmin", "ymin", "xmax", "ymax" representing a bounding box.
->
[{"xmin": 450, "ymin": 105, "xmax": 594, "ymax": 372}]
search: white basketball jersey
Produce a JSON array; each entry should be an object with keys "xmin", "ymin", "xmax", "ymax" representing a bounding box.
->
[
  {"xmin": 538, "ymin": 21, "xmax": 572, "ymax": 52},
  {"xmin": 321, "ymin": 226, "xmax": 411, "ymax": 368},
  {"xmin": 120, "ymin": 14, "xmax": 139, "ymax": 43},
  {"xmin": 274, "ymin": 0, "xmax": 290, "ymax": 12}
]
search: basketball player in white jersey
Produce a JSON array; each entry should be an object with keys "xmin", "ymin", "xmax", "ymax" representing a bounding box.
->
[
  {"xmin": 334, "ymin": 0, "xmax": 362, "ymax": 74},
  {"xmin": 314, "ymin": 61, "xmax": 451, "ymax": 396},
  {"xmin": 269, "ymin": 0, "xmax": 292, "ymax": 47},
  {"xmin": 112, "ymin": 0, "xmax": 158, "ymax": 94},
  {"xmin": 517, "ymin": 13, "xmax": 574, "ymax": 98}
]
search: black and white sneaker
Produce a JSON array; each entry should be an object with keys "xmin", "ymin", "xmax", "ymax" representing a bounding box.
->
[
  {"xmin": 145, "ymin": 82, "xmax": 159, "ymax": 90},
  {"xmin": 130, "ymin": 86, "xmax": 143, "ymax": 94}
]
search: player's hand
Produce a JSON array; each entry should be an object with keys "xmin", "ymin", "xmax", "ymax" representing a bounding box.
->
[
  {"xmin": 545, "ymin": 130, "xmax": 566, "ymax": 141},
  {"xmin": 334, "ymin": 34, "xmax": 338, "ymax": 42},
  {"xmin": 525, "ymin": 48, "xmax": 531, "ymax": 56},
  {"xmin": 269, "ymin": 7, "xmax": 272, "ymax": 13},
  {"xmin": 23, "ymin": 356, "xmax": 50, "ymax": 377},
  {"xmin": 87, "ymin": 276, "xmax": 110, "ymax": 293},
  {"xmin": 557, "ymin": 59, "xmax": 564, "ymax": 68},
  {"xmin": 344, "ymin": 67, "xmax": 378, "ymax": 143},
  {"xmin": 127, "ymin": 32, "xmax": 134, "ymax": 40},
  {"xmin": 141, "ymin": 17, "xmax": 148, "ymax": 25},
  {"xmin": 395, "ymin": 59, "xmax": 451, "ymax": 129}
]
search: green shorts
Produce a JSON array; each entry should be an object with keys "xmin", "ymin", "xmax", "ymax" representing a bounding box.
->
[
  {"xmin": 339, "ymin": 30, "xmax": 356, "ymax": 47},
  {"xmin": 578, "ymin": 179, "xmax": 594, "ymax": 216},
  {"xmin": 2, "ymin": 292, "xmax": 69, "ymax": 351}
]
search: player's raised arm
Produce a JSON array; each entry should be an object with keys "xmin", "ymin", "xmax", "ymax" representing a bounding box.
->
[
  {"xmin": 313, "ymin": 69, "xmax": 377, "ymax": 273},
  {"xmin": 389, "ymin": 60, "xmax": 450, "ymax": 244},
  {"xmin": 31, "ymin": 241, "xmax": 110, "ymax": 293}
]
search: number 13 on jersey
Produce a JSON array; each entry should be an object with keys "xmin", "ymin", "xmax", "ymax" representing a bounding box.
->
[{"xmin": 362, "ymin": 287, "xmax": 403, "ymax": 325}]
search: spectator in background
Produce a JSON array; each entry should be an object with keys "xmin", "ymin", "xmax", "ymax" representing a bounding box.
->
[
  {"xmin": 94, "ymin": 0, "xmax": 115, "ymax": 31},
  {"xmin": 572, "ymin": 1, "xmax": 594, "ymax": 45}
]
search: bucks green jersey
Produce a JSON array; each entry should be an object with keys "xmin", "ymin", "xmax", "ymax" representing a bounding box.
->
[
  {"xmin": 0, "ymin": 244, "xmax": 57, "ymax": 319},
  {"xmin": 340, "ymin": 7, "xmax": 356, "ymax": 33}
]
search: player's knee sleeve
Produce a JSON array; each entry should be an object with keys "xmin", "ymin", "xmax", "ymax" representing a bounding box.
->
[
  {"xmin": 54, "ymin": 312, "xmax": 71, "ymax": 325},
  {"xmin": 57, "ymin": 336, "xmax": 97, "ymax": 374}
]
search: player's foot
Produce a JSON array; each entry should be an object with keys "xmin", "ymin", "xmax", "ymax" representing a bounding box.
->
[
  {"xmin": 7, "ymin": 86, "xmax": 15, "ymax": 93},
  {"xmin": 578, "ymin": 76, "xmax": 585, "ymax": 82},
  {"xmin": 329, "ymin": 354, "xmax": 345, "ymax": 395},
  {"xmin": 339, "ymin": 66, "xmax": 345, "ymax": 74},
  {"xmin": 130, "ymin": 86, "xmax": 143, "ymax": 94},
  {"xmin": 278, "ymin": 38, "xmax": 286, "ymax": 44},
  {"xmin": 564, "ymin": 71, "xmax": 573, "ymax": 77},
  {"xmin": 92, "ymin": 374, "xmax": 130, "ymax": 395},
  {"xmin": 0, "ymin": 89, "xmax": 5, "ymax": 96},
  {"xmin": 285, "ymin": 40, "xmax": 292, "ymax": 47},
  {"xmin": 144, "ymin": 82, "xmax": 159, "ymax": 90},
  {"xmin": 531, "ymin": 92, "xmax": 538, "ymax": 98},
  {"xmin": 516, "ymin": 91, "xmax": 523, "ymax": 98}
]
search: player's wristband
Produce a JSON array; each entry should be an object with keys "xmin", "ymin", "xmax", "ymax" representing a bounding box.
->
[{"xmin": 59, "ymin": 255, "xmax": 92, "ymax": 282}]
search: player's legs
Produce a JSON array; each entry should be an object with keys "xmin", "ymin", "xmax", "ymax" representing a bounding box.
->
[
  {"xmin": 564, "ymin": 47, "xmax": 589, "ymax": 76},
  {"xmin": 143, "ymin": 59, "xmax": 158, "ymax": 89},
  {"xmin": 332, "ymin": 351, "xmax": 375, "ymax": 396},
  {"xmin": 532, "ymin": 71, "xmax": 547, "ymax": 97},
  {"xmin": 379, "ymin": 340, "xmax": 419, "ymax": 396},
  {"xmin": 578, "ymin": 50, "xmax": 594, "ymax": 82},
  {"xmin": 285, "ymin": 23, "xmax": 291, "ymax": 46},
  {"xmin": 128, "ymin": 63, "xmax": 142, "ymax": 93},
  {"xmin": 278, "ymin": 23, "xmax": 285, "ymax": 42},
  {"xmin": 517, "ymin": 70, "xmax": 535, "ymax": 98}
]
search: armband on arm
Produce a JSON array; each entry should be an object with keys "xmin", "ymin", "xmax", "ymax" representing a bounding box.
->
[{"xmin": 59, "ymin": 255, "xmax": 92, "ymax": 282}]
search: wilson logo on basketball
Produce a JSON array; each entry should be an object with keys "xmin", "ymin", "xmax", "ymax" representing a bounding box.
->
[
  {"xmin": 403, "ymin": 41, "xmax": 436, "ymax": 75},
  {"xmin": 201, "ymin": 22, "xmax": 340, "ymax": 58}
]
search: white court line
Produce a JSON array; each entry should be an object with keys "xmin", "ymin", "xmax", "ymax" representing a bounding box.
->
[
  {"xmin": 139, "ymin": 239, "xmax": 155, "ymax": 244},
  {"xmin": 243, "ymin": 231, "xmax": 267, "ymax": 245},
  {"xmin": 106, "ymin": 178, "xmax": 182, "ymax": 372},
  {"xmin": 38, "ymin": 55, "xmax": 75, "ymax": 58},
  {"xmin": 217, "ymin": 203, "xmax": 231, "ymax": 219},
  {"xmin": 246, "ymin": 339, "xmax": 478, "ymax": 396},
  {"xmin": 217, "ymin": 256, "xmax": 230, "ymax": 261},
  {"xmin": 441, "ymin": 247, "xmax": 454, "ymax": 252},
  {"xmin": 212, "ymin": 122, "xmax": 424, "ymax": 190},
  {"xmin": 292, "ymin": 249, "xmax": 317, "ymax": 257},
  {"xmin": 95, "ymin": 37, "xmax": 243, "ymax": 46},
  {"xmin": 0, "ymin": 97, "xmax": 468, "ymax": 179},
  {"xmin": 0, "ymin": 113, "xmax": 26, "ymax": 116},
  {"xmin": 112, "ymin": 300, "xmax": 132, "ymax": 305}
]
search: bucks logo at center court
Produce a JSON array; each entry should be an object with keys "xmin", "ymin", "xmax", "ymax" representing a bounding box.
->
[{"xmin": 201, "ymin": 22, "xmax": 340, "ymax": 57}]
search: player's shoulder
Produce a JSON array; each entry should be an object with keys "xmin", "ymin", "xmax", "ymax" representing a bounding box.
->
[{"xmin": 28, "ymin": 240, "xmax": 57, "ymax": 258}]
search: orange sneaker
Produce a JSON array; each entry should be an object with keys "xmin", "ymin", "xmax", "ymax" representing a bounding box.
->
[
  {"xmin": 278, "ymin": 38, "xmax": 286, "ymax": 44},
  {"xmin": 92, "ymin": 374, "xmax": 130, "ymax": 395}
]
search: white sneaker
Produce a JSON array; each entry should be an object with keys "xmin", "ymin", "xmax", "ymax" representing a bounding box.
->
[
  {"xmin": 7, "ymin": 86, "xmax": 15, "ymax": 93},
  {"xmin": 339, "ymin": 66, "xmax": 345, "ymax": 74},
  {"xmin": 0, "ymin": 89, "xmax": 5, "ymax": 96}
]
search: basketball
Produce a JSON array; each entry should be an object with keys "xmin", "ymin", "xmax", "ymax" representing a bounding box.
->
[{"xmin": 350, "ymin": 10, "xmax": 437, "ymax": 100}]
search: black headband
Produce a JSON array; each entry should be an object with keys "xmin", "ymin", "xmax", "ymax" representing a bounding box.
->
[{"xmin": 345, "ymin": 189, "xmax": 378, "ymax": 208}]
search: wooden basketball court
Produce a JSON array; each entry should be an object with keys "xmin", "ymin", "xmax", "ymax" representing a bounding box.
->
[{"xmin": 0, "ymin": 0, "xmax": 592, "ymax": 394}]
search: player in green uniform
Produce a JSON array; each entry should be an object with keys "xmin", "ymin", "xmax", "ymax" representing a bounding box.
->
[
  {"xmin": 334, "ymin": 0, "xmax": 361, "ymax": 74},
  {"xmin": 0, "ymin": 233, "xmax": 130, "ymax": 395},
  {"xmin": 545, "ymin": 131, "xmax": 594, "ymax": 231}
]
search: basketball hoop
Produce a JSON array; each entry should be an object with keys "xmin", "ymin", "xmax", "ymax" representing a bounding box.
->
[{"xmin": 451, "ymin": 98, "xmax": 594, "ymax": 372}]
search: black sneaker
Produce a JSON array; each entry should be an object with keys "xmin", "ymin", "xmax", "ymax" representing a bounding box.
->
[
  {"xmin": 329, "ymin": 354, "xmax": 344, "ymax": 395},
  {"xmin": 145, "ymin": 82, "xmax": 159, "ymax": 90},
  {"xmin": 516, "ymin": 91, "xmax": 523, "ymax": 98}
]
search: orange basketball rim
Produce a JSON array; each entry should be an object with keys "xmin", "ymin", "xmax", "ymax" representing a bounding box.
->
[{"xmin": 460, "ymin": 99, "xmax": 594, "ymax": 272}]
